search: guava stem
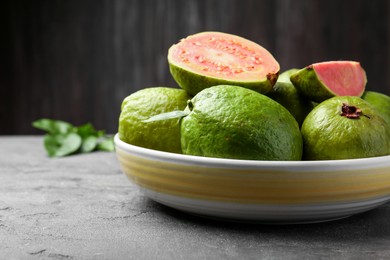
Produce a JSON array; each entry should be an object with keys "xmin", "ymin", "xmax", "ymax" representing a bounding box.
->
[
  {"xmin": 267, "ymin": 73, "xmax": 278, "ymax": 86},
  {"xmin": 340, "ymin": 103, "xmax": 362, "ymax": 119},
  {"xmin": 187, "ymin": 100, "xmax": 194, "ymax": 111}
]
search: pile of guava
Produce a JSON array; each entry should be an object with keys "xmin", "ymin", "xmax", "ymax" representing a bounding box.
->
[{"xmin": 118, "ymin": 31, "xmax": 390, "ymax": 161}]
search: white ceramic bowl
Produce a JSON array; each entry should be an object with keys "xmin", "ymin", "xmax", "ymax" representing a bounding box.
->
[{"xmin": 115, "ymin": 134, "xmax": 390, "ymax": 224}]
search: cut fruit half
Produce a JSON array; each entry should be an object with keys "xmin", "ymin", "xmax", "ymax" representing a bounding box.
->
[
  {"xmin": 168, "ymin": 31, "xmax": 280, "ymax": 96},
  {"xmin": 290, "ymin": 61, "xmax": 367, "ymax": 103}
]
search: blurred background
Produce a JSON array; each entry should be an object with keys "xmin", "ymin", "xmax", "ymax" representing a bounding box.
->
[{"xmin": 1, "ymin": 0, "xmax": 390, "ymax": 134}]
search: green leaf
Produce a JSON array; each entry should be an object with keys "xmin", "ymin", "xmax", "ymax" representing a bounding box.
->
[
  {"xmin": 77, "ymin": 123, "xmax": 95, "ymax": 136},
  {"xmin": 81, "ymin": 135, "xmax": 98, "ymax": 153},
  {"xmin": 34, "ymin": 118, "xmax": 114, "ymax": 157},
  {"xmin": 96, "ymin": 136, "xmax": 115, "ymax": 152},
  {"xmin": 32, "ymin": 119, "xmax": 74, "ymax": 135},
  {"xmin": 96, "ymin": 130, "xmax": 105, "ymax": 138},
  {"xmin": 143, "ymin": 110, "xmax": 189, "ymax": 123},
  {"xmin": 43, "ymin": 133, "xmax": 82, "ymax": 157}
]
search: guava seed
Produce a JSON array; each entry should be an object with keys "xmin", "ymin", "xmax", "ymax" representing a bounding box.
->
[{"xmin": 340, "ymin": 103, "xmax": 362, "ymax": 119}]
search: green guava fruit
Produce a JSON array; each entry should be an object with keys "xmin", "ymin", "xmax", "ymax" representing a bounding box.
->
[
  {"xmin": 362, "ymin": 91, "xmax": 390, "ymax": 126},
  {"xmin": 167, "ymin": 31, "xmax": 280, "ymax": 96},
  {"xmin": 277, "ymin": 68, "xmax": 299, "ymax": 83},
  {"xmin": 301, "ymin": 96, "xmax": 390, "ymax": 160},
  {"xmin": 290, "ymin": 61, "xmax": 367, "ymax": 103},
  {"xmin": 180, "ymin": 85, "xmax": 303, "ymax": 160},
  {"xmin": 118, "ymin": 87, "xmax": 191, "ymax": 153},
  {"xmin": 267, "ymin": 69, "xmax": 313, "ymax": 126}
]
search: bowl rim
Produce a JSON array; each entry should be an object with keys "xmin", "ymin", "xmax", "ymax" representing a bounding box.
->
[{"xmin": 114, "ymin": 133, "xmax": 390, "ymax": 170}]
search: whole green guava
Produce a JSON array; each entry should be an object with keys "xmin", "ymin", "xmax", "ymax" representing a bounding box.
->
[
  {"xmin": 181, "ymin": 85, "xmax": 303, "ymax": 160},
  {"xmin": 362, "ymin": 91, "xmax": 390, "ymax": 126},
  {"xmin": 301, "ymin": 96, "xmax": 390, "ymax": 160},
  {"xmin": 119, "ymin": 87, "xmax": 191, "ymax": 153}
]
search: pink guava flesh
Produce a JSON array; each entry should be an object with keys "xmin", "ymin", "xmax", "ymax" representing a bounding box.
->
[
  {"xmin": 169, "ymin": 32, "xmax": 279, "ymax": 82},
  {"xmin": 313, "ymin": 61, "xmax": 367, "ymax": 96}
]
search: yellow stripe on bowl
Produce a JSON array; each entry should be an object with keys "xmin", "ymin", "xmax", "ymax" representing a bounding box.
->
[{"xmin": 116, "ymin": 146, "xmax": 390, "ymax": 205}]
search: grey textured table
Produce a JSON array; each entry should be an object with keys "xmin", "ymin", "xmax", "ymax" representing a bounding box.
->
[{"xmin": 1, "ymin": 136, "xmax": 390, "ymax": 259}]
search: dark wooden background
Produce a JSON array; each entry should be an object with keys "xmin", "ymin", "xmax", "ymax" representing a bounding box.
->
[{"xmin": 1, "ymin": 0, "xmax": 390, "ymax": 134}]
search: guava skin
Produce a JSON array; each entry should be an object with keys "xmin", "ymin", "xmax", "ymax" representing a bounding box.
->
[
  {"xmin": 278, "ymin": 68, "xmax": 299, "ymax": 83},
  {"xmin": 118, "ymin": 87, "xmax": 191, "ymax": 154},
  {"xmin": 267, "ymin": 69, "xmax": 313, "ymax": 127},
  {"xmin": 290, "ymin": 66, "xmax": 336, "ymax": 103},
  {"xmin": 169, "ymin": 61, "xmax": 277, "ymax": 96},
  {"xmin": 301, "ymin": 96, "xmax": 390, "ymax": 160},
  {"xmin": 362, "ymin": 91, "xmax": 390, "ymax": 126},
  {"xmin": 181, "ymin": 85, "xmax": 303, "ymax": 160}
]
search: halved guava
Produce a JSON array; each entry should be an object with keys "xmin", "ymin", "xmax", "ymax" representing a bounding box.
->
[
  {"xmin": 290, "ymin": 61, "xmax": 367, "ymax": 103},
  {"xmin": 168, "ymin": 31, "xmax": 280, "ymax": 96}
]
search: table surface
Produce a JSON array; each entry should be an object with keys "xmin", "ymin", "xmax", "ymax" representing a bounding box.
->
[{"xmin": 1, "ymin": 136, "xmax": 390, "ymax": 259}]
